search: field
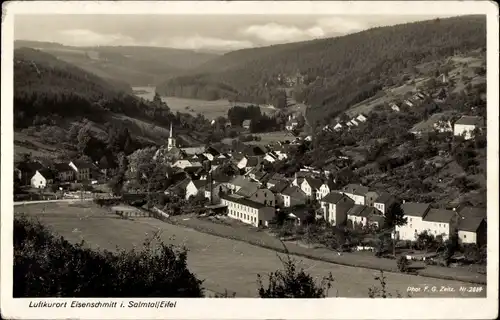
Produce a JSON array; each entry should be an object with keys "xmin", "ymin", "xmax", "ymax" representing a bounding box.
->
[
  {"xmin": 15, "ymin": 202, "xmax": 486, "ymax": 298},
  {"xmin": 134, "ymin": 87, "xmax": 275, "ymax": 120}
]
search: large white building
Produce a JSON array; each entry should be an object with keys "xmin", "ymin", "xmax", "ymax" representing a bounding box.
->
[
  {"xmin": 453, "ymin": 115, "xmax": 484, "ymax": 140},
  {"xmin": 221, "ymin": 194, "xmax": 275, "ymax": 227}
]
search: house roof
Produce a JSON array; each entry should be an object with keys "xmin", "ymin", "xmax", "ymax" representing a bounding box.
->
[
  {"xmin": 423, "ymin": 209, "xmax": 456, "ymax": 223},
  {"xmin": 37, "ymin": 169, "xmax": 54, "ymax": 179},
  {"xmin": 347, "ymin": 205, "xmax": 376, "ymax": 217},
  {"xmin": 401, "ymin": 202, "xmax": 430, "ymax": 217},
  {"xmin": 458, "ymin": 216, "xmax": 485, "ymax": 232},
  {"xmin": 281, "ymin": 186, "xmax": 307, "ymax": 199},
  {"xmin": 410, "ymin": 113, "xmax": 449, "ymax": 133},
  {"xmin": 321, "ymin": 192, "xmax": 352, "ymax": 204},
  {"xmin": 321, "ymin": 180, "xmax": 336, "ymax": 190},
  {"xmin": 71, "ymin": 160, "xmax": 94, "ymax": 169},
  {"xmin": 235, "ymin": 181, "xmax": 260, "ymax": 198},
  {"xmin": 374, "ymin": 192, "xmax": 395, "ymax": 205},
  {"xmin": 455, "ymin": 116, "xmax": 484, "ymax": 126},
  {"xmin": 342, "ymin": 184, "xmax": 369, "ymax": 197},
  {"xmin": 230, "ymin": 175, "xmax": 252, "ymax": 187},
  {"xmin": 192, "ymin": 180, "xmax": 208, "ymax": 189},
  {"xmin": 270, "ymin": 180, "xmax": 289, "ymax": 193},
  {"xmin": 303, "ymin": 177, "xmax": 323, "ymax": 190},
  {"xmin": 54, "ymin": 163, "xmax": 73, "ymax": 172},
  {"xmin": 246, "ymin": 156, "xmax": 260, "ymax": 167},
  {"xmin": 458, "ymin": 206, "xmax": 486, "ymax": 219},
  {"xmin": 184, "ymin": 166, "xmax": 204, "ymax": 175},
  {"xmin": 173, "ymin": 178, "xmax": 191, "ymax": 190},
  {"xmin": 181, "ymin": 147, "xmax": 206, "ymax": 155},
  {"xmin": 221, "ymin": 194, "xmax": 265, "ymax": 209}
]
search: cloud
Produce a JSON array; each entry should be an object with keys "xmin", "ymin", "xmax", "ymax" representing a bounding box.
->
[
  {"xmin": 164, "ymin": 35, "xmax": 254, "ymax": 50},
  {"xmin": 242, "ymin": 23, "xmax": 325, "ymax": 43},
  {"xmin": 57, "ymin": 29, "xmax": 135, "ymax": 46}
]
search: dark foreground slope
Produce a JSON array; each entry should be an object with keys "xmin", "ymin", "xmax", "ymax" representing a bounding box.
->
[{"xmin": 157, "ymin": 15, "xmax": 486, "ymax": 124}]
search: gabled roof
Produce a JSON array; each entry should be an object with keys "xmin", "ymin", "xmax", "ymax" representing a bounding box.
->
[
  {"xmin": 321, "ymin": 180, "xmax": 336, "ymax": 190},
  {"xmin": 374, "ymin": 192, "xmax": 395, "ymax": 205},
  {"xmin": 192, "ymin": 180, "xmax": 208, "ymax": 189},
  {"xmin": 71, "ymin": 160, "xmax": 94, "ymax": 169},
  {"xmin": 458, "ymin": 206, "xmax": 486, "ymax": 219},
  {"xmin": 54, "ymin": 163, "xmax": 73, "ymax": 172},
  {"xmin": 423, "ymin": 209, "xmax": 455, "ymax": 223},
  {"xmin": 230, "ymin": 175, "xmax": 252, "ymax": 187},
  {"xmin": 37, "ymin": 169, "xmax": 54, "ymax": 179},
  {"xmin": 347, "ymin": 205, "xmax": 376, "ymax": 217},
  {"xmin": 281, "ymin": 186, "xmax": 307, "ymax": 199},
  {"xmin": 458, "ymin": 216, "xmax": 485, "ymax": 232},
  {"xmin": 401, "ymin": 202, "xmax": 430, "ymax": 217},
  {"xmin": 321, "ymin": 192, "xmax": 353, "ymax": 204},
  {"xmin": 454, "ymin": 116, "xmax": 484, "ymax": 126},
  {"xmin": 303, "ymin": 177, "xmax": 323, "ymax": 190},
  {"xmin": 270, "ymin": 180, "xmax": 289, "ymax": 193},
  {"xmin": 235, "ymin": 181, "xmax": 260, "ymax": 198},
  {"xmin": 342, "ymin": 184, "xmax": 369, "ymax": 197}
]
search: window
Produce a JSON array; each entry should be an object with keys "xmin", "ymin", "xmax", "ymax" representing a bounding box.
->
[{"xmin": 464, "ymin": 234, "xmax": 467, "ymax": 239}]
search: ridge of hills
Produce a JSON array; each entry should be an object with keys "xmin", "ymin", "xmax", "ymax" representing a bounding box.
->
[
  {"xmin": 14, "ymin": 40, "xmax": 219, "ymax": 86},
  {"xmin": 156, "ymin": 15, "xmax": 486, "ymax": 125},
  {"xmin": 13, "ymin": 47, "xmax": 214, "ymax": 162}
]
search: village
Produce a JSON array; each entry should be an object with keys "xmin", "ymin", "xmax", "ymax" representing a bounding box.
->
[{"xmin": 14, "ymin": 95, "xmax": 487, "ymax": 270}]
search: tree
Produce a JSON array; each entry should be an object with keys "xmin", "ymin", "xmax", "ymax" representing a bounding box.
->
[
  {"xmin": 397, "ymin": 256, "xmax": 409, "ymax": 273},
  {"xmin": 14, "ymin": 216, "xmax": 203, "ymax": 297},
  {"xmin": 384, "ymin": 202, "xmax": 407, "ymax": 229},
  {"xmin": 257, "ymin": 253, "xmax": 334, "ymax": 298}
]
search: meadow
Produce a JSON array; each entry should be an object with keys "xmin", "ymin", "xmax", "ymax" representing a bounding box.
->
[
  {"xmin": 15, "ymin": 202, "xmax": 486, "ymax": 298},
  {"xmin": 134, "ymin": 87, "xmax": 276, "ymax": 120}
]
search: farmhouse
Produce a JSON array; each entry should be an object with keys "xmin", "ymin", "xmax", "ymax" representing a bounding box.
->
[
  {"xmin": 280, "ymin": 186, "xmax": 307, "ymax": 208},
  {"xmin": 54, "ymin": 163, "xmax": 75, "ymax": 182},
  {"xmin": 69, "ymin": 160, "xmax": 93, "ymax": 181},
  {"xmin": 341, "ymin": 184, "xmax": 370, "ymax": 205},
  {"xmin": 185, "ymin": 180, "xmax": 208, "ymax": 200},
  {"xmin": 242, "ymin": 120, "xmax": 252, "ymax": 130},
  {"xmin": 453, "ymin": 115, "xmax": 484, "ymax": 140},
  {"xmin": 30, "ymin": 169, "xmax": 54, "ymax": 189},
  {"xmin": 346, "ymin": 205, "xmax": 380, "ymax": 229},
  {"xmin": 373, "ymin": 192, "xmax": 397, "ymax": 215},
  {"xmin": 320, "ymin": 192, "xmax": 354, "ymax": 226},
  {"xmin": 300, "ymin": 177, "xmax": 323, "ymax": 199},
  {"xmin": 457, "ymin": 216, "xmax": 487, "ymax": 246},
  {"xmin": 395, "ymin": 202, "xmax": 431, "ymax": 241},
  {"xmin": 221, "ymin": 194, "xmax": 275, "ymax": 227},
  {"xmin": 17, "ymin": 161, "xmax": 45, "ymax": 185}
]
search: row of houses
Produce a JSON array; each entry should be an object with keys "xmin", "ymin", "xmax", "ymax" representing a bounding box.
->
[
  {"xmin": 410, "ymin": 114, "xmax": 484, "ymax": 140},
  {"xmin": 15, "ymin": 159, "xmax": 98, "ymax": 189},
  {"xmin": 323, "ymin": 113, "xmax": 368, "ymax": 133}
]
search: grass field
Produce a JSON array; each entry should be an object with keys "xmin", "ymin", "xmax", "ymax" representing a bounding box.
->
[
  {"xmin": 134, "ymin": 87, "xmax": 275, "ymax": 120},
  {"xmin": 15, "ymin": 202, "xmax": 486, "ymax": 298}
]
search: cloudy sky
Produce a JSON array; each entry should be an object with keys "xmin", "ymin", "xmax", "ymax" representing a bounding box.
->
[{"xmin": 15, "ymin": 14, "xmax": 452, "ymax": 52}]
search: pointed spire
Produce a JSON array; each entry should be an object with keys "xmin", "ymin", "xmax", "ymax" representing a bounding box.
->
[{"xmin": 170, "ymin": 122, "xmax": 173, "ymax": 138}]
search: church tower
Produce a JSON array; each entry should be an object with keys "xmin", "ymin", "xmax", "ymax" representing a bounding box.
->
[{"xmin": 167, "ymin": 122, "xmax": 176, "ymax": 151}]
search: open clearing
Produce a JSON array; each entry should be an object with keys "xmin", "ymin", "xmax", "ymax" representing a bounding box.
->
[
  {"xmin": 15, "ymin": 202, "xmax": 486, "ymax": 298},
  {"xmin": 133, "ymin": 87, "xmax": 275, "ymax": 120}
]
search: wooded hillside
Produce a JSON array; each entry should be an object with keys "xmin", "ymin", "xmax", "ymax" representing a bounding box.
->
[{"xmin": 157, "ymin": 16, "xmax": 486, "ymax": 124}]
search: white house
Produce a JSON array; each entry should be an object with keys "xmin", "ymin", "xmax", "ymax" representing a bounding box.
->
[
  {"xmin": 300, "ymin": 177, "xmax": 323, "ymax": 199},
  {"xmin": 341, "ymin": 184, "xmax": 370, "ymax": 205},
  {"xmin": 333, "ymin": 123, "xmax": 343, "ymax": 131},
  {"xmin": 30, "ymin": 170, "xmax": 53, "ymax": 189},
  {"xmin": 320, "ymin": 192, "xmax": 354, "ymax": 226},
  {"xmin": 356, "ymin": 114, "xmax": 368, "ymax": 122},
  {"xmin": 221, "ymin": 194, "xmax": 275, "ymax": 227},
  {"xmin": 457, "ymin": 216, "xmax": 487, "ymax": 246},
  {"xmin": 373, "ymin": 192, "xmax": 396, "ymax": 215},
  {"xmin": 237, "ymin": 156, "xmax": 260, "ymax": 171},
  {"xmin": 404, "ymin": 100, "xmax": 414, "ymax": 107},
  {"xmin": 350, "ymin": 119, "xmax": 359, "ymax": 126},
  {"xmin": 453, "ymin": 116, "xmax": 484, "ymax": 140},
  {"xmin": 318, "ymin": 181, "xmax": 336, "ymax": 200},
  {"xmin": 390, "ymin": 103, "xmax": 400, "ymax": 112},
  {"xmin": 280, "ymin": 186, "xmax": 307, "ymax": 208},
  {"xmin": 264, "ymin": 152, "xmax": 278, "ymax": 163},
  {"xmin": 346, "ymin": 121, "xmax": 354, "ymax": 127},
  {"xmin": 172, "ymin": 159, "xmax": 193, "ymax": 169},
  {"xmin": 185, "ymin": 180, "xmax": 207, "ymax": 200},
  {"xmin": 395, "ymin": 202, "xmax": 457, "ymax": 241}
]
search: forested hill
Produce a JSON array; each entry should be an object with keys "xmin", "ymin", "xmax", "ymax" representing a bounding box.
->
[
  {"xmin": 14, "ymin": 47, "xmax": 177, "ymax": 130},
  {"xmin": 157, "ymin": 15, "xmax": 486, "ymax": 124},
  {"xmin": 14, "ymin": 40, "xmax": 219, "ymax": 86}
]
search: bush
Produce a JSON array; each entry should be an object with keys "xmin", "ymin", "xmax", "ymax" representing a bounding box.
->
[
  {"xmin": 14, "ymin": 216, "xmax": 204, "ymax": 297},
  {"xmin": 397, "ymin": 256, "xmax": 410, "ymax": 273}
]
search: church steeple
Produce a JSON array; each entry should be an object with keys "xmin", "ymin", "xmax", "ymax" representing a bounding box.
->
[{"xmin": 167, "ymin": 122, "xmax": 176, "ymax": 151}]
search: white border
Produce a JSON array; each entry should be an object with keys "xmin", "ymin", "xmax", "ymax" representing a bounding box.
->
[{"xmin": 1, "ymin": 1, "xmax": 499, "ymax": 319}]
